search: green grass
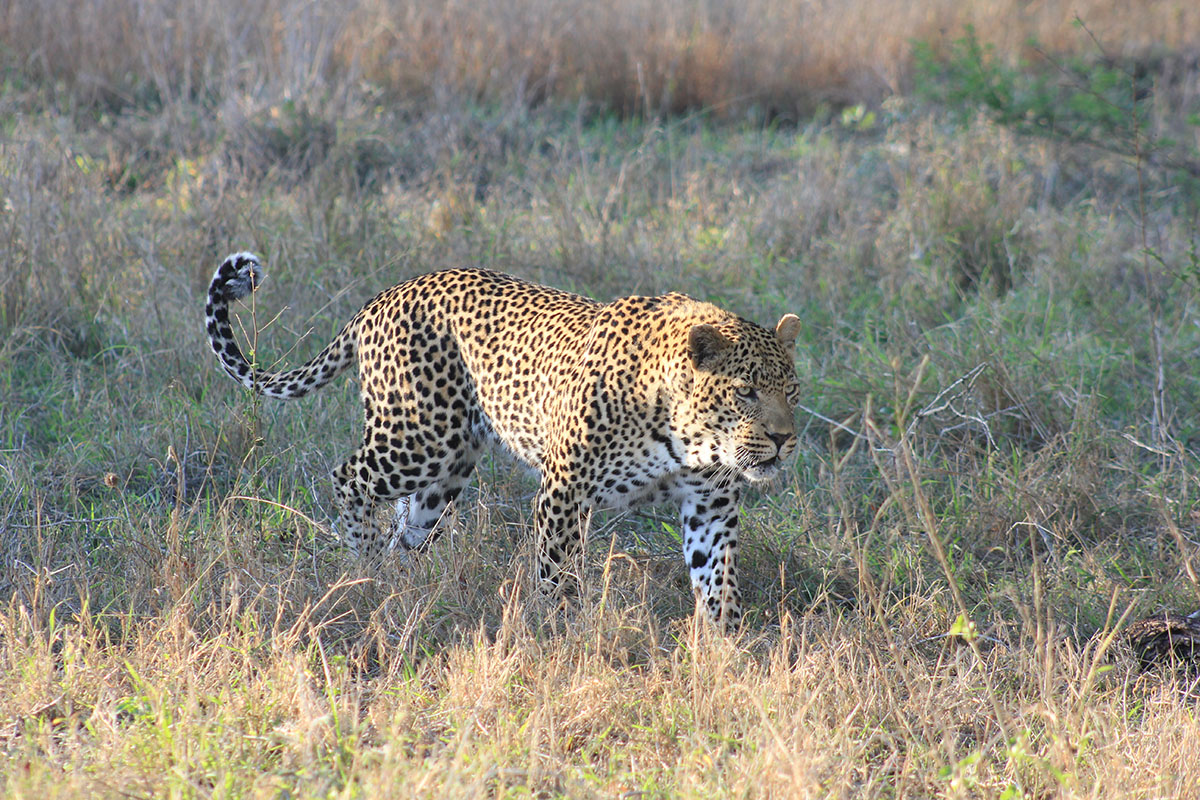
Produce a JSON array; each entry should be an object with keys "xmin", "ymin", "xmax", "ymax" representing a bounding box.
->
[{"xmin": 4, "ymin": 1, "xmax": 1200, "ymax": 797}]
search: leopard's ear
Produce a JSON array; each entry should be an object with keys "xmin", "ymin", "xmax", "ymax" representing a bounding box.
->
[
  {"xmin": 775, "ymin": 314, "xmax": 801, "ymax": 346},
  {"xmin": 688, "ymin": 324, "xmax": 732, "ymax": 370}
]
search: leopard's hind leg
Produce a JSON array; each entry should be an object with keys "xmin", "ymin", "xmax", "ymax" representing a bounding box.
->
[
  {"xmin": 386, "ymin": 443, "xmax": 482, "ymax": 552},
  {"xmin": 331, "ymin": 339, "xmax": 485, "ymax": 558}
]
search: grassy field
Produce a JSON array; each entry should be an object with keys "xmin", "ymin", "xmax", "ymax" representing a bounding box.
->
[{"xmin": 4, "ymin": 1, "xmax": 1200, "ymax": 797}]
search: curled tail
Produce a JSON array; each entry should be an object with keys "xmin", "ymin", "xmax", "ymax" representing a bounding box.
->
[{"xmin": 205, "ymin": 252, "xmax": 358, "ymax": 399}]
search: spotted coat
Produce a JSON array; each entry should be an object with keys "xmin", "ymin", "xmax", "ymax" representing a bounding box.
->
[{"xmin": 205, "ymin": 252, "xmax": 802, "ymax": 629}]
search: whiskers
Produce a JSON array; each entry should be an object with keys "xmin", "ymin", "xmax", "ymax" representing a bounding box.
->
[
  {"xmin": 732, "ymin": 443, "xmax": 786, "ymax": 483},
  {"xmin": 697, "ymin": 462, "xmax": 741, "ymax": 492}
]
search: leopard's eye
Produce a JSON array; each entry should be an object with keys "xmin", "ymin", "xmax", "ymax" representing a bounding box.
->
[
  {"xmin": 785, "ymin": 383, "xmax": 802, "ymax": 405},
  {"xmin": 734, "ymin": 385, "xmax": 758, "ymax": 402}
]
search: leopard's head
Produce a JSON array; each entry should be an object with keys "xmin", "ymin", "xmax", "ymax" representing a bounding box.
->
[{"xmin": 675, "ymin": 313, "xmax": 802, "ymax": 483}]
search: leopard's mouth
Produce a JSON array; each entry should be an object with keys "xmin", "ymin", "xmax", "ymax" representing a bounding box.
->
[{"xmin": 742, "ymin": 456, "xmax": 781, "ymax": 482}]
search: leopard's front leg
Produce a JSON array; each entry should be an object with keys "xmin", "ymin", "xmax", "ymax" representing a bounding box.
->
[
  {"xmin": 679, "ymin": 483, "xmax": 743, "ymax": 631},
  {"xmin": 533, "ymin": 475, "xmax": 586, "ymax": 601}
]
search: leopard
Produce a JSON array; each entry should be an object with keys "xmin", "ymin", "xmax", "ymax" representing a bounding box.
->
[{"xmin": 205, "ymin": 252, "xmax": 802, "ymax": 629}]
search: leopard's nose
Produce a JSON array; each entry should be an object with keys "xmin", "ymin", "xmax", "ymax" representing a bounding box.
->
[{"xmin": 767, "ymin": 432, "xmax": 792, "ymax": 452}]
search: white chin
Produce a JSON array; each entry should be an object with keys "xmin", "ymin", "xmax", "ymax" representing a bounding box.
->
[{"xmin": 742, "ymin": 464, "xmax": 780, "ymax": 483}]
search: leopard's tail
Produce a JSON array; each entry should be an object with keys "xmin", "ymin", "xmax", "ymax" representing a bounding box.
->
[{"xmin": 205, "ymin": 252, "xmax": 359, "ymax": 400}]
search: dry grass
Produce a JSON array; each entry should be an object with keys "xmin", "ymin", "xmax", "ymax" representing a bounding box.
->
[
  {"xmin": 4, "ymin": 0, "xmax": 1200, "ymax": 797},
  {"xmin": 0, "ymin": 482, "xmax": 1189, "ymax": 798},
  {"xmin": 3, "ymin": 535, "xmax": 1199, "ymax": 798},
  {"xmin": 4, "ymin": 0, "xmax": 1199, "ymax": 117}
]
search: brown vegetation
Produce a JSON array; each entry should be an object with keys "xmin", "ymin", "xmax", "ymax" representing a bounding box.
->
[{"xmin": 4, "ymin": 0, "xmax": 1199, "ymax": 116}]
